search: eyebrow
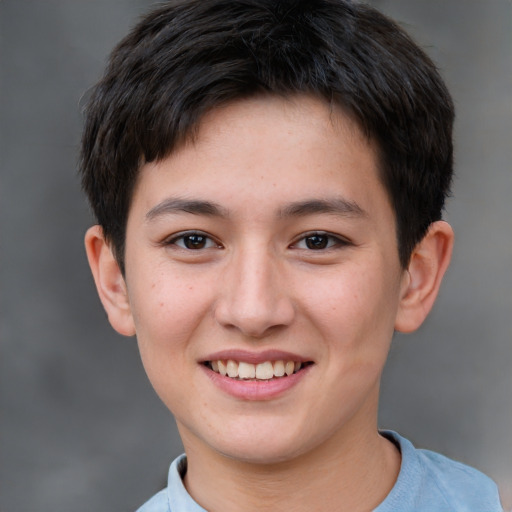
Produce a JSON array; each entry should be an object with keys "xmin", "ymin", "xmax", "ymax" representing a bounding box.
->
[
  {"xmin": 278, "ymin": 198, "xmax": 367, "ymax": 219},
  {"xmin": 146, "ymin": 198, "xmax": 229, "ymax": 221},
  {"xmin": 145, "ymin": 196, "xmax": 366, "ymax": 222}
]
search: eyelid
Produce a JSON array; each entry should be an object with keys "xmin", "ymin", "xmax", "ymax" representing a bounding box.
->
[
  {"xmin": 163, "ymin": 230, "xmax": 222, "ymax": 249},
  {"xmin": 290, "ymin": 231, "xmax": 351, "ymax": 250}
]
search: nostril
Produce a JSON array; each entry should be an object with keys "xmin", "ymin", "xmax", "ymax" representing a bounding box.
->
[{"xmin": 214, "ymin": 296, "xmax": 295, "ymax": 338}]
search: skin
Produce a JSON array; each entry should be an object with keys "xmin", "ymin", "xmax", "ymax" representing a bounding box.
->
[{"xmin": 85, "ymin": 95, "xmax": 453, "ymax": 511}]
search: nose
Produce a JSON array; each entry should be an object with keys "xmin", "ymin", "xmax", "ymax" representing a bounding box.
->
[{"xmin": 214, "ymin": 246, "xmax": 295, "ymax": 338}]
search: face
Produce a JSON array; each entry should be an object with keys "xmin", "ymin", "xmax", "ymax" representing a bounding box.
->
[{"xmin": 122, "ymin": 95, "xmax": 409, "ymax": 464}]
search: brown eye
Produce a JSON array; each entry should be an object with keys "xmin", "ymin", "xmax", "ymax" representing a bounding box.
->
[
  {"xmin": 182, "ymin": 234, "xmax": 208, "ymax": 249},
  {"xmin": 305, "ymin": 235, "xmax": 329, "ymax": 250},
  {"xmin": 167, "ymin": 231, "xmax": 219, "ymax": 250},
  {"xmin": 293, "ymin": 232, "xmax": 349, "ymax": 251}
]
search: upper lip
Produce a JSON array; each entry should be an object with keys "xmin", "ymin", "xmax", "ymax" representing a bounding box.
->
[{"xmin": 201, "ymin": 349, "xmax": 311, "ymax": 365}]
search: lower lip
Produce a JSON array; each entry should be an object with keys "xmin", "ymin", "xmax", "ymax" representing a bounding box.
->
[{"xmin": 201, "ymin": 364, "xmax": 313, "ymax": 401}]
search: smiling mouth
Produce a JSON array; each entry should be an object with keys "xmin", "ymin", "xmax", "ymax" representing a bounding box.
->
[{"xmin": 204, "ymin": 360, "xmax": 313, "ymax": 380}]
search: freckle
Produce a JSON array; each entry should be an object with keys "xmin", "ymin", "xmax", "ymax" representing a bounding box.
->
[{"xmin": 151, "ymin": 283, "xmax": 156, "ymax": 289}]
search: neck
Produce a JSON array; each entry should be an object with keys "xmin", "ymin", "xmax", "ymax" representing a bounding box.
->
[{"xmin": 180, "ymin": 409, "xmax": 400, "ymax": 512}]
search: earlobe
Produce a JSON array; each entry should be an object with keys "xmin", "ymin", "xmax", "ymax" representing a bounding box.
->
[
  {"xmin": 84, "ymin": 225, "xmax": 136, "ymax": 337},
  {"xmin": 395, "ymin": 221, "xmax": 454, "ymax": 333}
]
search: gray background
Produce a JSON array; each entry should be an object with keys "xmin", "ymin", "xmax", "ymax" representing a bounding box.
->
[{"xmin": 1, "ymin": 1, "xmax": 511, "ymax": 511}]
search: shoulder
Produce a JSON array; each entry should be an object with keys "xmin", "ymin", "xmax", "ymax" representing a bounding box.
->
[
  {"xmin": 136, "ymin": 488, "xmax": 169, "ymax": 512},
  {"xmin": 135, "ymin": 454, "xmax": 207, "ymax": 512},
  {"xmin": 377, "ymin": 431, "xmax": 503, "ymax": 512},
  {"xmin": 417, "ymin": 446, "xmax": 502, "ymax": 510}
]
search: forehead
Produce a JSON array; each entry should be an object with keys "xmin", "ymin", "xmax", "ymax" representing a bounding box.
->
[
  {"xmin": 131, "ymin": 94, "xmax": 390, "ymax": 222},
  {"xmin": 195, "ymin": 94, "xmax": 372, "ymax": 159}
]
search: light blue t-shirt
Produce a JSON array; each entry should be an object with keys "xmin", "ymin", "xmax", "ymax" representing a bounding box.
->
[{"xmin": 136, "ymin": 431, "xmax": 503, "ymax": 512}]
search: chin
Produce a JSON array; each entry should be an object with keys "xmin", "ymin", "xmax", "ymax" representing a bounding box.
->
[
  {"xmin": 204, "ymin": 422, "xmax": 323, "ymax": 466},
  {"xmin": 219, "ymin": 440, "xmax": 306, "ymax": 466}
]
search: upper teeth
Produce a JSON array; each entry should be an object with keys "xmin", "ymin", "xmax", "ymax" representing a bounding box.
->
[{"xmin": 210, "ymin": 360, "xmax": 302, "ymax": 380}]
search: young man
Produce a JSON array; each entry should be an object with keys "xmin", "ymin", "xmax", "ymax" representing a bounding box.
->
[{"xmin": 80, "ymin": 1, "xmax": 503, "ymax": 510}]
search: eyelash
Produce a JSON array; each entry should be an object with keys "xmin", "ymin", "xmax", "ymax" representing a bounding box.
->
[
  {"xmin": 163, "ymin": 230, "xmax": 349, "ymax": 252},
  {"xmin": 164, "ymin": 231, "xmax": 222, "ymax": 250},
  {"xmin": 291, "ymin": 231, "xmax": 350, "ymax": 251}
]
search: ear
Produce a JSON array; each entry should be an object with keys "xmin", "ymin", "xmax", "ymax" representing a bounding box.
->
[
  {"xmin": 84, "ymin": 225, "xmax": 136, "ymax": 336},
  {"xmin": 395, "ymin": 221, "xmax": 454, "ymax": 333}
]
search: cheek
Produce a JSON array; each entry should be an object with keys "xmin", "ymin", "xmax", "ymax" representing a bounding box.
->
[
  {"xmin": 131, "ymin": 275, "xmax": 215, "ymax": 411},
  {"xmin": 129, "ymin": 270, "xmax": 214, "ymax": 364},
  {"xmin": 299, "ymin": 260, "xmax": 400, "ymax": 350}
]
